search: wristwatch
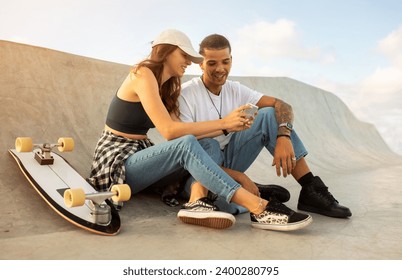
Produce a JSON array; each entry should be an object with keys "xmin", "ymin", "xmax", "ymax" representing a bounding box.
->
[{"xmin": 279, "ymin": 122, "xmax": 293, "ymax": 131}]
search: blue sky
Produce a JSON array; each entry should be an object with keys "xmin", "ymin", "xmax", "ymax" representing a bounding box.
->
[{"xmin": 1, "ymin": 0, "xmax": 401, "ymax": 154}]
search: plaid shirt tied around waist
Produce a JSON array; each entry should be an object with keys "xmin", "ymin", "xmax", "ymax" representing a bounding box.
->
[{"xmin": 87, "ymin": 130, "xmax": 154, "ymax": 208}]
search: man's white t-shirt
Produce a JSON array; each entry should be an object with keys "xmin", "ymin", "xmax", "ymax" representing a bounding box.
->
[{"xmin": 179, "ymin": 77, "xmax": 263, "ymax": 149}]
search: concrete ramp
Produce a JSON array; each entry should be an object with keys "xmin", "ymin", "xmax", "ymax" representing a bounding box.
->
[{"xmin": 1, "ymin": 40, "xmax": 402, "ymax": 260}]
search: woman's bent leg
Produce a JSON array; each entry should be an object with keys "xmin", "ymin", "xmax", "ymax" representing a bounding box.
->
[{"xmin": 124, "ymin": 135, "xmax": 241, "ymax": 201}]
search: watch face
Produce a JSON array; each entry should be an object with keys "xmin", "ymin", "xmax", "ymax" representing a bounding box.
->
[{"xmin": 280, "ymin": 122, "xmax": 293, "ymax": 130}]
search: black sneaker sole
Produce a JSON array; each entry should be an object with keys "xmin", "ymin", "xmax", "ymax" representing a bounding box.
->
[
  {"xmin": 177, "ymin": 210, "xmax": 235, "ymax": 229},
  {"xmin": 298, "ymin": 203, "xmax": 352, "ymax": 218}
]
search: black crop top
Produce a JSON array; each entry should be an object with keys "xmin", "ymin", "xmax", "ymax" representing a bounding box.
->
[{"xmin": 105, "ymin": 94, "xmax": 155, "ymax": 135}]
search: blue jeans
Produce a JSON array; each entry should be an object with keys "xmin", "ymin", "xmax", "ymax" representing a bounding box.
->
[
  {"xmin": 185, "ymin": 107, "xmax": 308, "ymax": 214},
  {"xmin": 124, "ymin": 135, "xmax": 241, "ymax": 203}
]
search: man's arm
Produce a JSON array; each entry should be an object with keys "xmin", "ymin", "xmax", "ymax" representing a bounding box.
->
[
  {"xmin": 256, "ymin": 95, "xmax": 296, "ymax": 177},
  {"xmin": 256, "ymin": 95, "xmax": 294, "ymax": 136}
]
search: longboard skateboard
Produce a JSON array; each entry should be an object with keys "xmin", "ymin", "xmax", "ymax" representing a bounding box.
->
[{"xmin": 9, "ymin": 137, "xmax": 131, "ymax": 236}]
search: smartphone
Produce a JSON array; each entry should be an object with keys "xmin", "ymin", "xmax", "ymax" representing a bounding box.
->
[{"xmin": 244, "ymin": 103, "xmax": 258, "ymax": 119}]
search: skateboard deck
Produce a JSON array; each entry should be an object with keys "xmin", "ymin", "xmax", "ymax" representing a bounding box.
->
[{"xmin": 9, "ymin": 138, "xmax": 130, "ymax": 236}]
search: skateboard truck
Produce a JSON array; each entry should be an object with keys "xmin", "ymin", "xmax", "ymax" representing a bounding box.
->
[
  {"xmin": 64, "ymin": 185, "xmax": 131, "ymax": 225},
  {"xmin": 87, "ymin": 192, "xmax": 116, "ymax": 225},
  {"xmin": 90, "ymin": 200, "xmax": 112, "ymax": 225},
  {"xmin": 15, "ymin": 137, "xmax": 74, "ymax": 165},
  {"xmin": 34, "ymin": 143, "xmax": 55, "ymax": 165}
]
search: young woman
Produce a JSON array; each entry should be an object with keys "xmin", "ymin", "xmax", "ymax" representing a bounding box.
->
[{"xmin": 88, "ymin": 29, "xmax": 312, "ymax": 231}]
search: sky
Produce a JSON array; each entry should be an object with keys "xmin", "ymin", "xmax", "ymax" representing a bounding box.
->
[{"xmin": 1, "ymin": 0, "xmax": 401, "ymax": 155}]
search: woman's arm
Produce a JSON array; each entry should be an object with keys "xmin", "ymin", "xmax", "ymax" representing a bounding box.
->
[
  {"xmin": 134, "ymin": 68, "xmax": 249, "ymax": 140},
  {"xmin": 222, "ymin": 167, "xmax": 259, "ymax": 196}
]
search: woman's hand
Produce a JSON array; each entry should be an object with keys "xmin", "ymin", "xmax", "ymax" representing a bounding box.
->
[{"xmin": 222, "ymin": 105, "xmax": 254, "ymax": 132}]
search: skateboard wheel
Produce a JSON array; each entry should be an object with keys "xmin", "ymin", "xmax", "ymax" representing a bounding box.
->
[
  {"xmin": 111, "ymin": 184, "xmax": 131, "ymax": 202},
  {"xmin": 64, "ymin": 188, "xmax": 86, "ymax": 207},
  {"xmin": 15, "ymin": 137, "xmax": 33, "ymax": 152},
  {"xmin": 58, "ymin": 137, "xmax": 74, "ymax": 152}
]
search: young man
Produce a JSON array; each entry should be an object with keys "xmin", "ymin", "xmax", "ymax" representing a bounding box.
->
[{"xmin": 179, "ymin": 34, "xmax": 351, "ymax": 219}]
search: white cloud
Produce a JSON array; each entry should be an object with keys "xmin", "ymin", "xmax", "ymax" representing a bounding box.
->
[
  {"xmin": 351, "ymin": 26, "xmax": 402, "ymax": 108},
  {"xmin": 358, "ymin": 67, "xmax": 402, "ymax": 102},
  {"xmin": 378, "ymin": 26, "xmax": 402, "ymax": 68},
  {"xmin": 356, "ymin": 26, "xmax": 402, "ymax": 105},
  {"xmin": 231, "ymin": 19, "xmax": 334, "ymax": 71}
]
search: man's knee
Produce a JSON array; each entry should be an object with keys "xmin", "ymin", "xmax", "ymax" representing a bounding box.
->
[
  {"xmin": 257, "ymin": 107, "xmax": 276, "ymax": 118},
  {"xmin": 254, "ymin": 107, "xmax": 278, "ymax": 130},
  {"xmin": 198, "ymin": 138, "xmax": 223, "ymax": 164}
]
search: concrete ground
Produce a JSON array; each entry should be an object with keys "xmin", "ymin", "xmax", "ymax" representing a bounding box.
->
[{"xmin": 1, "ymin": 40, "xmax": 402, "ymax": 261}]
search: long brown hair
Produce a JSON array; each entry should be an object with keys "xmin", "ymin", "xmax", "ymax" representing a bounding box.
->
[{"xmin": 132, "ymin": 44, "xmax": 181, "ymax": 118}]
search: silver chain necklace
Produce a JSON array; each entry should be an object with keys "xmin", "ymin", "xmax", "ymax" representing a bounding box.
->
[{"xmin": 201, "ymin": 77, "xmax": 222, "ymax": 119}]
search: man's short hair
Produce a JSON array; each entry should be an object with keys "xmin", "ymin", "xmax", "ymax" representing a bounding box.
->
[{"xmin": 199, "ymin": 34, "xmax": 231, "ymax": 55}]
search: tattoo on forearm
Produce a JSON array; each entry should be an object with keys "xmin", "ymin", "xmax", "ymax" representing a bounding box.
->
[{"xmin": 274, "ymin": 98, "xmax": 294, "ymax": 134}]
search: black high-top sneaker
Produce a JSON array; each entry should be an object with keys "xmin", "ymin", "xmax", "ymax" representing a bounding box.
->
[{"xmin": 298, "ymin": 176, "xmax": 352, "ymax": 218}]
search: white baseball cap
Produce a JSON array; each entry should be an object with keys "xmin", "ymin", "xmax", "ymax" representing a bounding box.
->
[{"xmin": 152, "ymin": 29, "xmax": 203, "ymax": 63}]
